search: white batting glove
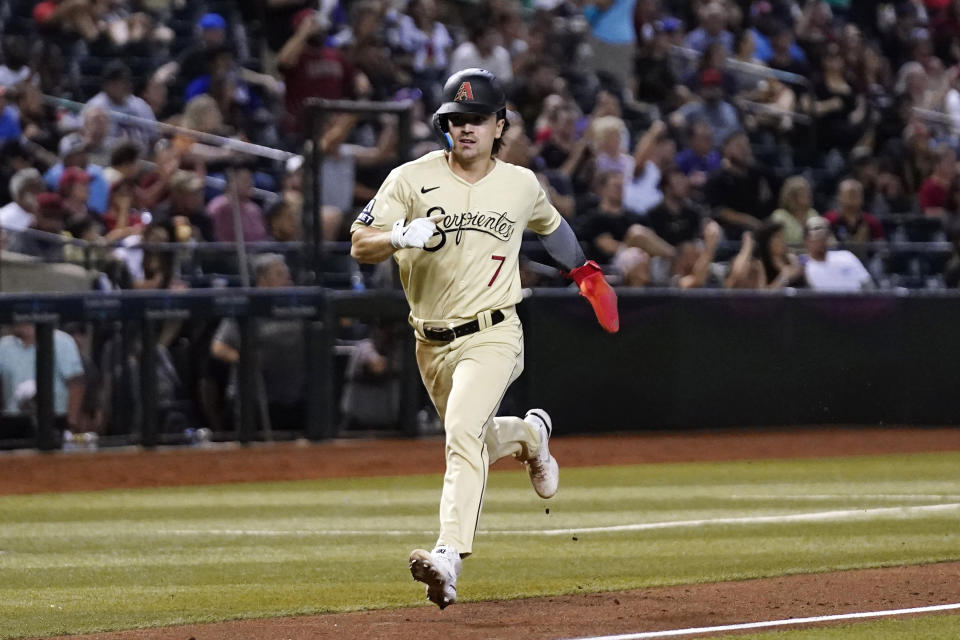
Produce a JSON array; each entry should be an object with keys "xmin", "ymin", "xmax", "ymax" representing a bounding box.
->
[{"xmin": 391, "ymin": 217, "xmax": 438, "ymax": 249}]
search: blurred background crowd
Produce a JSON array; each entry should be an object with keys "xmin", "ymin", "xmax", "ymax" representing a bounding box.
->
[{"xmin": 4, "ymin": 0, "xmax": 960, "ymax": 442}]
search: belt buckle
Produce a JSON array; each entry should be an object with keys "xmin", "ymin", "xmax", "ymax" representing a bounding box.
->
[{"xmin": 424, "ymin": 322, "xmax": 456, "ymax": 342}]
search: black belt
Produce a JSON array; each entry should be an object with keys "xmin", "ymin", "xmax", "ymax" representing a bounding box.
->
[{"xmin": 422, "ymin": 310, "xmax": 505, "ymax": 342}]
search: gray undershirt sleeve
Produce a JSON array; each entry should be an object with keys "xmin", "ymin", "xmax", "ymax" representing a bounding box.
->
[{"xmin": 537, "ymin": 218, "xmax": 586, "ymax": 272}]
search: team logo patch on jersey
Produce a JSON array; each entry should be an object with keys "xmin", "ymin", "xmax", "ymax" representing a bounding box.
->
[
  {"xmin": 454, "ymin": 82, "xmax": 474, "ymax": 102},
  {"xmin": 356, "ymin": 198, "xmax": 376, "ymax": 225}
]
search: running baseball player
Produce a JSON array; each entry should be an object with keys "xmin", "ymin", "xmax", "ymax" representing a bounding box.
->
[{"xmin": 350, "ymin": 68, "xmax": 618, "ymax": 609}]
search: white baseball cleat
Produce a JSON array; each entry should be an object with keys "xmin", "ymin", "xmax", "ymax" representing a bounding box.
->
[
  {"xmin": 409, "ymin": 546, "xmax": 462, "ymax": 610},
  {"xmin": 524, "ymin": 408, "xmax": 559, "ymax": 499}
]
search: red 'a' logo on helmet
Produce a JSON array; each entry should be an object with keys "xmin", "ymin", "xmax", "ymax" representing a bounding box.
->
[{"xmin": 454, "ymin": 82, "xmax": 474, "ymax": 102}]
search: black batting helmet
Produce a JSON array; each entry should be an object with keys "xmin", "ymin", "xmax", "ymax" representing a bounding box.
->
[
  {"xmin": 436, "ymin": 68, "xmax": 506, "ymax": 117},
  {"xmin": 433, "ymin": 68, "xmax": 509, "ymax": 152}
]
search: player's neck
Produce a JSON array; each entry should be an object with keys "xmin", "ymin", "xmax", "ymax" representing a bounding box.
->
[{"xmin": 447, "ymin": 153, "xmax": 496, "ymax": 184}]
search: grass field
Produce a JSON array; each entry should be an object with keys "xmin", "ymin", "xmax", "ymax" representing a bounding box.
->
[{"xmin": 1, "ymin": 451, "xmax": 959, "ymax": 639}]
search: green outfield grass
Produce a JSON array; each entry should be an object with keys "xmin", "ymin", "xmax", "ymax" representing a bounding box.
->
[{"xmin": 1, "ymin": 452, "xmax": 959, "ymax": 638}]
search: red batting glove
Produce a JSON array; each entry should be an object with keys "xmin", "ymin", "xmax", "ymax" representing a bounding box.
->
[{"xmin": 567, "ymin": 260, "xmax": 619, "ymax": 333}]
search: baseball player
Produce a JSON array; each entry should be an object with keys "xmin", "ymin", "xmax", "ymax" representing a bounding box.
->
[{"xmin": 350, "ymin": 68, "xmax": 618, "ymax": 609}]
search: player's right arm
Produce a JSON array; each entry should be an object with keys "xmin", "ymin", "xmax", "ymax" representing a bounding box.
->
[{"xmin": 350, "ymin": 169, "xmax": 442, "ymax": 264}]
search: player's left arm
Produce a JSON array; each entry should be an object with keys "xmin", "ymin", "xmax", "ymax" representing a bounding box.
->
[{"xmin": 529, "ymin": 182, "xmax": 619, "ymax": 333}]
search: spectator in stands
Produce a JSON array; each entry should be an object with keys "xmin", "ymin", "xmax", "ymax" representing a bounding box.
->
[
  {"xmin": 0, "ymin": 322, "xmax": 85, "ymax": 441},
  {"xmin": 575, "ymin": 170, "xmax": 673, "ymax": 281},
  {"xmin": 58, "ymin": 106, "xmax": 112, "ymax": 168},
  {"xmin": 280, "ymin": 155, "xmax": 344, "ymax": 241},
  {"xmin": 266, "ymin": 199, "xmax": 301, "ymax": 243},
  {"xmin": 624, "ymin": 120, "xmax": 676, "ymax": 216},
  {"xmin": 672, "ymin": 218, "xmax": 723, "ymax": 289},
  {"xmin": 824, "ymin": 179, "xmax": 885, "ymax": 249},
  {"xmin": 704, "ymin": 130, "xmax": 776, "ymax": 232},
  {"xmin": 177, "ymin": 13, "xmax": 230, "ymax": 90},
  {"xmin": 153, "ymin": 171, "xmax": 213, "ymax": 242},
  {"xmin": 0, "ymin": 35, "xmax": 31, "ymax": 87},
  {"xmin": 210, "ymin": 253, "xmax": 308, "ymax": 431},
  {"xmin": 340, "ymin": 324, "xmax": 401, "ymax": 429},
  {"xmin": 0, "ymin": 168, "xmax": 43, "ymax": 233},
  {"xmin": 7, "ymin": 192, "xmax": 68, "ymax": 261},
  {"xmin": 646, "ymin": 168, "xmax": 704, "ymax": 247},
  {"xmin": 683, "ymin": 2, "xmax": 733, "ymax": 54},
  {"xmin": 58, "ymin": 167, "xmax": 94, "ymax": 232},
  {"xmin": 448, "ymin": 17, "xmax": 512, "ymax": 82},
  {"xmin": 103, "ymin": 142, "xmax": 143, "ymax": 188},
  {"xmin": 102, "ymin": 178, "xmax": 146, "ymax": 242},
  {"xmin": 44, "ymin": 136, "xmax": 111, "ymax": 215},
  {"xmin": 632, "ymin": 16, "xmax": 680, "ymax": 107},
  {"xmin": 674, "ymin": 120, "xmax": 720, "ymax": 188},
  {"xmin": 807, "ymin": 43, "xmax": 869, "ymax": 157},
  {"xmin": 0, "ymin": 86, "xmax": 21, "ymax": 143},
  {"xmin": 770, "ymin": 176, "xmax": 819, "ymax": 247},
  {"xmin": 591, "ymin": 115, "xmax": 634, "ymax": 184},
  {"xmin": 669, "ymin": 69, "xmax": 742, "ymax": 147},
  {"xmin": 803, "ymin": 215, "xmax": 874, "ymax": 291},
  {"xmin": 848, "ymin": 149, "xmax": 892, "ymax": 217},
  {"xmin": 84, "ymin": 61, "xmax": 157, "ymax": 150},
  {"xmin": 0, "ymin": 140, "xmax": 34, "ymax": 206},
  {"xmin": 13, "ymin": 81, "xmax": 59, "ymax": 153},
  {"xmin": 388, "ymin": 0, "xmax": 453, "ymax": 109},
  {"xmin": 756, "ymin": 220, "xmax": 804, "ymax": 288},
  {"xmin": 918, "ymin": 146, "xmax": 958, "ymax": 217},
  {"xmin": 724, "ymin": 230, "xmax": 765, "ymax": 288},
  {"xmin": 206, "ymin": 162, "xmax": 267, "ymax": 243},
  {"xmin": 582, "ymin": 0, "xmax": 637, "ymax": 88},
  {"xmin": 277, "ymin": 8, "xmax": 366, "ymax": 136},
  {"xmin": 499, "ymin": 112, "xmax": 575, "ymax": 220}
]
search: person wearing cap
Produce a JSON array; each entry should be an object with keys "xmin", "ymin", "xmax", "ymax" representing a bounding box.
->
[
  {"xmin": 0, "ymin": 168, "xmax": 44, "ymax": 234},
  {"xmin": 58, "ymin": 167, "xmax": 93, "ymax": 227},
  {"xmin": 277, "ymin": 8, "xmax": 366, "ymax": 134},
  {"xmin": 6, "ymin": 192, "xmax": 70, "ymax": 262},
  {"xmin": 84, "ymin": 60, "xmax": 158, "ymax": 150},
  {"xmin": 43, "ymin": 135, "xmax": 111, "ymax": 216},
  {"xmin": 803, "ymin": 215, "xmax": 873, "ymax": 291},
  {"xmin": 669, "ymin": 68, "xmax": 741, "ymax": 146}
]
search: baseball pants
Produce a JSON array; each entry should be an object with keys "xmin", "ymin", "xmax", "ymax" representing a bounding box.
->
[{"xmin": 415, "ymin": 310, "xmax": 540, "ymax": 555}]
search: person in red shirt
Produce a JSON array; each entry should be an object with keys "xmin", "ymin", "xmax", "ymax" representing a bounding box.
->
[
  {"xmin": 276, "ymin": 9, "xmax": 369, "ymax": 136},
  {"xmin": 918, "ymin": 146, "xmax": 957, "ymax": 217}
]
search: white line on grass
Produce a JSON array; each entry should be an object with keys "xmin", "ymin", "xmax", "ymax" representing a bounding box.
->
[
  {"xmin": 558, "ymin": 602, "xmax": 960, "ymax": 640},
  {"xmin": 163, "ymin": 502, "xmax": 960, "ymax": 537}
]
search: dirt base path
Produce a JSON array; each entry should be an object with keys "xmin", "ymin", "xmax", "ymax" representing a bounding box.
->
[
  {"xmin": 38, "ymin": 562, "xmax": 960, "ymax": 640},
  {"xmin": 6, "ymin": 426, "xmax": 960, "ymax": 639}
]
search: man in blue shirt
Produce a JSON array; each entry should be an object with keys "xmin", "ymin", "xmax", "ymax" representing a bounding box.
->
[
  {"xmin": 0, "ymin": 324, "xmax": 85, "ymax": 441},
  {"xmin": 584, "ymin": 0, "xmax": 637, "ymax": 87}
]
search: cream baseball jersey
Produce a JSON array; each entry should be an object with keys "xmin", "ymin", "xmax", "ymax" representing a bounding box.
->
[{"xmin": 351, "ymin": 150, "xmax": 562, "ymax": 321}]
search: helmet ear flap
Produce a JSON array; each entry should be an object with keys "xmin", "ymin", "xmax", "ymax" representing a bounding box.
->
[{"xmin": 432, "ymin": 113, "xmax": 453, "ymax": 151}]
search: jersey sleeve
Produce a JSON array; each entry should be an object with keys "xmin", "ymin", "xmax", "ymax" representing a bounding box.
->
[
  {"xmin": 350, "ymin": 169, "xmax": 412, "ymax": 235},
  {"xmin": 527, "ymin": 177, "xmax": 563, "ymax": 236}
]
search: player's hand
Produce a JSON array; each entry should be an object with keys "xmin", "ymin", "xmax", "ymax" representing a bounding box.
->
[
  {"xmin": 391, "ymin": 214, "xmax": 444, "ymax": 249},
  {"xmin": 568, "ymin": 260, "xmax": 619, "ymax": 333}
]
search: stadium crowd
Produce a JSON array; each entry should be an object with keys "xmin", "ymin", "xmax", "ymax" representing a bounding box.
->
[{"xmin": 4, "ymin": 0, "xmax": 960, "ymax": 442}]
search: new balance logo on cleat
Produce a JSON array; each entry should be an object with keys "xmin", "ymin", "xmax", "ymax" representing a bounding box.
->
[{"xmin": 409, "ymin": 547, "xmax": 462, "ymax": 610}]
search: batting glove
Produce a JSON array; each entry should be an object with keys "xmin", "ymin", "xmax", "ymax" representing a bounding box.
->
[
  {"xmin": 391, "ymin": 217, "xmax": 438, "ymax": 249},
  {"xmin": 568, "ymin": 260, "xmax": 620, "ymax": 333}
]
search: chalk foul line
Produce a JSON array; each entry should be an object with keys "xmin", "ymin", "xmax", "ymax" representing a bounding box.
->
[
  {"xmin": 558, "ymin": 602, "xmax": 960, "ymax": 640},
  {"xmin": 163, "ymin": 502, "xmax": 960, "ymax": 537}
]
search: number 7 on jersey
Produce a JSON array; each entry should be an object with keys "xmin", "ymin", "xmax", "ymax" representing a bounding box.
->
[{"xmin": 488, "ymin": 255, "xmax": 506, "ymax": 286}]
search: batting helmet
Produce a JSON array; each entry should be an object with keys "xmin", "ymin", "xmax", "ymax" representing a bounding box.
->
[{"xmin": 433, "ymin": 68, "xmax": 509, "ymax": 151}]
